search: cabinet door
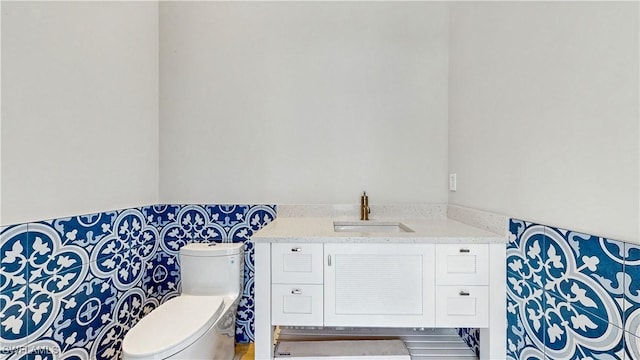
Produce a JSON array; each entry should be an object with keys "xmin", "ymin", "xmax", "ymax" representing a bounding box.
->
[
  {"xmin": 435, "ymin": 244, "xmax": 489, "ymax": 285},
  {"xmin": 435, "ymin": 285, "xmax": 489, "ymax": 327},
  {"xmin": 324, "ymin": 243, "xmax": 435, "ymax": 327},
  {"xmin": 272, "ymin": 284, "xmax": 323, "ymax": 326},
  {"xmin": 272, "ymin": 243, "xmax": 323, "ymax": 284}
]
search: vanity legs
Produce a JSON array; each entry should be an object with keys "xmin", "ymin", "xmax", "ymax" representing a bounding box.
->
[
  {"xmin": 255, "ymin": 242, "xmax": 274, "ymax": 360},
  {"xmin": 480, "ymin": 243, "xmax": 507, "ymax": 359}
]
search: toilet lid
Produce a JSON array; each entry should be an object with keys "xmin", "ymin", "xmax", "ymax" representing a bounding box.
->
[
  {"xmin": 122, "ymin": 295, "xmax": 225, "ymax": 359},
  {"xmin": 181, "ymin": 242, "xmax": 243, "ymax": 256}
]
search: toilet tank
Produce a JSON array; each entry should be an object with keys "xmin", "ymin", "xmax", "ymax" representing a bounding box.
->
[{"xmin": 179, "ymin": 242, "xmax": 244, "ymax": 296}]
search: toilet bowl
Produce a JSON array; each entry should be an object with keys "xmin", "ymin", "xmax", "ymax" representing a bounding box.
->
[{"xmin": 122, "ymin": 242, "xmax": 244, "ymax": 360}]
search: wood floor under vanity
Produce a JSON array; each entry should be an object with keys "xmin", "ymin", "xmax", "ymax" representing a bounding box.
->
[{"xmin": 235, "ymin": 344, "xmax": 255, "ymax": 360}]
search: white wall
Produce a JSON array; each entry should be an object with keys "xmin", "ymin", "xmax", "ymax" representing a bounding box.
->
[
  {"xmin": 0, "ymin": 0, "xmax": 3, "ymax": 225},
  {"xmin": 159, "ymin": 2, "xmax": 449, "ymax": 205},
  {"xmin": 448, "ymin": 2, "xmax": 639, "ymax": 243},
  {"xmin": 5, "ymin": 1, "xmax": 636, "ymax": 243},
  {"xmin": 1, "ymin": 2, "xmax": 159, "ymax": 225}
]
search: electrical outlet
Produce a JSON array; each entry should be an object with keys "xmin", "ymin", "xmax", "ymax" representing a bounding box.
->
[{"xmin": 449, "ymin": 173, "xmax": 457, "ymax": 191}]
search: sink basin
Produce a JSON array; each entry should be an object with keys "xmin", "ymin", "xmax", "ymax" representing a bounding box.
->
[{"xmin": 333, "ymin": 221, "xmax": 414, "ymax": 233}]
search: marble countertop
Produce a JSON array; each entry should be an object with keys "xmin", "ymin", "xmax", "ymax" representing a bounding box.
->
[{"xmin": 251, "ymin": 217, "xmax": 506, "ymax": 244}]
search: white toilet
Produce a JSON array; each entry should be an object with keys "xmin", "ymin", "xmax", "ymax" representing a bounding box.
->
[{"xmin": 122, "ymin": 242, "xmax": 244, "ymax": 360}]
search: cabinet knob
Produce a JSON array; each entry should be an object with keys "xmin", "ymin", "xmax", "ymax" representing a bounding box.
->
[
  {"xmin": 291, "ymin": 247, "xmax": 302, "ymax": 252},
  {"xmin": 459, "ymin": 291, "xmax": 470, "ymax": 296},
  {"xmin": 291, "ymin": 288, "xmax": 302, "ymax": 295},
  {"xmin": 459, "ymin": 248, "xmax": 470, "ymax": 253}
]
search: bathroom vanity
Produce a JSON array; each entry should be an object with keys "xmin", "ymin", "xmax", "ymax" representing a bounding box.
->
[{"xmin": 253, "ymin": 214, "xmax": 506, "ymax": 360}]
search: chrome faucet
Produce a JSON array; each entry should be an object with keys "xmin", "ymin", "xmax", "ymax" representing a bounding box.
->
[{"xmin": 360, "ymin": 191, "xmax": 370, "ymax": 220}]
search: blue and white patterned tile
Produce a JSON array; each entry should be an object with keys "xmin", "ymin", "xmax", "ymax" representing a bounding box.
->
[
  {"xmin": 508, "ymin": 219, "xmax": 530, "ymax": 251},
  {"xmin": 201, "ymin": 204, "xmax": 276, "ymax": 242},
  {"xmin": 89, "ymin": 209, "xmax": 158, "ymax": 292},
  {"xmin": 34, "ymin": 264, "xmax": 119, "ymax": 358},
  {"xmin": 116, "ymin": 208, "xmax": 160, "ymax": 252},
  {"xmin": 205, "ymin": 205, "xmax": 249, "ymax": 233},
  {"xmin": 127, "ymin": 282, "xmax": 159, "ymax": 331},
  {"xmin": 1, "ymin": 225, "xmax": 30, "ymax": 298},
  {"xmin": 159, "ymin": 206, "xmax": 218, "ymax": 256},
  {"xmin": 233, "ymin": 205, "xmax": 274, "ymax": 342},
  {"xmin": 542, "ymin": 226, "xmax": 624, "ymax": 329},
  {"xmin": 85, "ymin": 209, "xmax": 131, "ymax": 262},
  {"xmin": 0, "ymin": 284, "xmax": 29, "ymax": 351},
  {"xmin": 506, "ymin": 290, "xmax": 547, "ymax": 360},
  {"xmin": 506, "ymin": 221, "xmax": 546, "ymax": 290},
  {"xmin": 625, "ymin": 330, "xmax": 640, "ymax": 360},
  {"xmin": 625, "ymin": 250, "xmax": 640, "ymax": 358},
  {"xmin": 0, "ymin": 339, "xmax": 90, "ymax": 360},
  {"xmin": 244, "ymin": 205, "xmax": 276, "ymax": 235},
  {"xmin": 507, "ymin": 348, "xmax": 548, "ymax": 360},
  {"xmin": 236, "ymin": 240, "xmax": 253, "ymax": 343},
  {"xmin": 543, "ymin": 291, "xmax": 624, "ymax": 359},
  {"xmin": 1, "ymin": 222, "xmax": 90, "ymax": 348},
  {"xmin": 0, "ymin": 226, "xmax": 9, "ymax": 360},
  {"xmin": 140, "ymin": 247, "xmax": 180, "ymax": 304},
  {"xmin": 45, "ymin": 211, "xmax": 117, "ymax": 258},
  {"xmin": 189, "ymin": 205, "xmax": 227, "ymax": 242},
  {"xmin": 1, "ymin": 225, "xmax": 25, "ymax": 359},
  {"xmin": 24, "ymin": 264, "xmax": 91, "ymax": 349},
  {"xmin": 2, "ymin": 203, "xmax": 275, "ymax": 352},
  {"xmin": 90, "ymin": 287, "xmax": 146, "ymax": 360},
  {"xmin": 624, "ymin": 241, "xmax": 640, "ymax": 336},
  {"xmin": 55, "ymin": 346, "xmax": 91, "ymax": 360},
  {"xmin": 215, "ymin": 205, "xmax": 250, "ymax": 242},
  {"xmin": 506, "ymin": 218, "xmax": 547, "ymax": 359},
  {"xmin": 457, "ymin": 328, "xmax": 479, "ymax": 357},
  {"xmin": 159, "ymin": 205, "xmax": 197, "ymax": 248},
  {"xmin": 26, "ymin": 222, "xmax": 89, "ymax": 286},
  {"xmin": 140, "ymin": 204, "xmax": 183, "ymax": 231}
]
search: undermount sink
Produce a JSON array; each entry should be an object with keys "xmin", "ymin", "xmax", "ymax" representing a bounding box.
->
[{"xmin": 333, "ymin": 221, "xmax": 414, "ymax": 233}]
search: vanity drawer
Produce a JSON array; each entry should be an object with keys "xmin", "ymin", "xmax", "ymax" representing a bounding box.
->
[
  {"xmin": 272, "ymin": 284, "xmax": 323, "ymax": 326},
  {"xmin": 435, "ymin": 244, "xmax": 489, "ymax": 285},
  {"xmin": 435, "ymin": 286, "xmax": 489, "ymax": 327},
  {"xmin": 272, "ymin": 243, "xmax": 323, "ymax": 284}
]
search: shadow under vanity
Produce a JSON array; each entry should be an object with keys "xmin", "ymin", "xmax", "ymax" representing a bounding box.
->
[{"xmin": 251, "ymin": 205, "xmax": 507, "ymax": 360}]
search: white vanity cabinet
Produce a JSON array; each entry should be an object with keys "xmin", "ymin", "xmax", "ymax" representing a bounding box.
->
[
  {"xmin": 253, "ymin": 220, "xmax": 506, "ymax": 360},
  {"xmin": 269, "ymin": 243, "xmax": 488, "ymax": 328},
  {"xmin": 324, "ymin": 244, "xmax": 435, "ymax": 327}
]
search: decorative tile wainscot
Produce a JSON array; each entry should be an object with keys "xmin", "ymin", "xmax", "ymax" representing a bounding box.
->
[
  {"xmin": 506, "ymin": 219, "xmax": 640, "ymax": 360},
  {"xmin": 0, "ymin": 204, "xmax": 275, "ymax": 359}
]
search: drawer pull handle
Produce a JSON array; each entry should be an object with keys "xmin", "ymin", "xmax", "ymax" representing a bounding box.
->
[
  {"xmin": 328, "ymin": 255, "xmax": 332, "ymax": 266},
  {"xmin": 459, "ymin": 291, "xmax": 470, "ymax": 296},
  {"xmin": 459, "ymin": 248, "xmax": 470, "ymax": 253},
  {"xmin": 291, "ymin": 248, "xmax": 302, "ymax": 252},
  {"xmin": 291, "ymin": 288, "xmax": 302, "ymax": 295}
]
